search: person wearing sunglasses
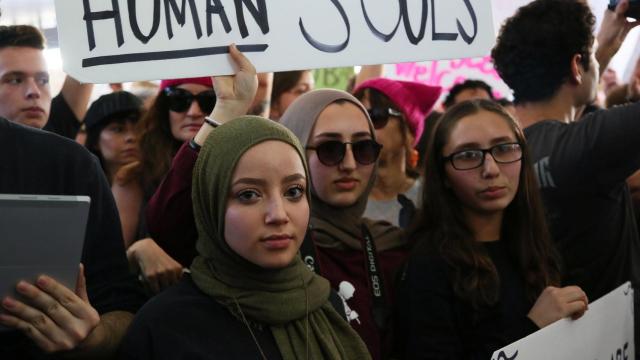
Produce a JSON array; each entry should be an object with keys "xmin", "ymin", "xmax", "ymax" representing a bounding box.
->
[
  {"xmin": 396, "ymin": 100, "xmax": 588, "ymax": 359},
  {"xmin": 103, "ymin": 77, "xmax": 214, "ymax": 293},
  {"xmin": 353, "ymin": 78, "xmax": 441, "ymax": 228},
  {"xmin": 136, "ymin": 77, "xmax": 215, "ymax": 195},
  {"xmin": 280, "ymin": 89, "xmax": 406, "ymax": 360}
]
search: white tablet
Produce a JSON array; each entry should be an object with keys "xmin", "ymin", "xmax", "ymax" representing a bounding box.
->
[{"xmin": 0, "ymin": 194, "xmax": 90, "ymax": 330}]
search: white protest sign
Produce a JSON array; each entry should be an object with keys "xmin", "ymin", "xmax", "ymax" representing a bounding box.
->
[
  {"xmin": 54, "ymin": 0, "xmax": 495, "ymax": 83},
  {"xmin": 492, "ymin": 282, "xmax": 635, "ymax": 360},
  {"xmin": 384, "ymin": 56, "xmax": 513, "ymax": 106}
]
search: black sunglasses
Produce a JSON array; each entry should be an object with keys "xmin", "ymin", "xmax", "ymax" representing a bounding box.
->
[
  {"xmin": 306, "ymin": 139, "xmax": 382, "ymax": 166},
  {"xmin": 367, "ymin": 107, "xmax": 403, "ymax": 129},
  {"xmin": 164, "ymin": 87, "xmax": 216, "ymax": 114}
]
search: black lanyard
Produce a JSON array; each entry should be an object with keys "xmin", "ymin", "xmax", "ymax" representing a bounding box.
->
[
  {"xmin": 299, "ymin": 224, "xmax": 389, "ymax": 329},
  {"xmin": 360, "ymin": 223, "xmax": 389, "ymax": 329}
]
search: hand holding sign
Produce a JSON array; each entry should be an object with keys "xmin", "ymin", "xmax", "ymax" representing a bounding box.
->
[
  {"xmin": 527, "ymin": 285, "xmax": 588, "ymax": 328},
  {"xmin": 194, "ymin": 44, "xmax": 258, "ymax": 145},
  {"xmin": 493, "ymin": 282, "xmax": 634, "ymax": 360},
  {"xmin": 211, "ymin": 44, "xmax": 259, "ymax": 118}
]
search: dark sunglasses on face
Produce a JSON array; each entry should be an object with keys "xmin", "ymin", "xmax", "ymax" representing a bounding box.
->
[
  {"xmin": 164, "ymin": 87, "xmax": 217, "ymax": 114},
  {"xmin": 306, "ymin": 139, "xmax": 382, "ymax": 167},
  {"xmin": 442, "ymin": 142, "xmax": 523, "ymax": 170},
  {"xmin": 367, "ymin": 107, "xmax": 403, "ymax": 129}
]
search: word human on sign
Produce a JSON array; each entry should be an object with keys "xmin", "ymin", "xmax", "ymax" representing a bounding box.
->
[
  {"xmin": 80, "ymin": 0, "xmax": 271, "ymax": 67},
  {"xmin": 55, "ymin": 0, "xmax": 495, "ymax": 83}
]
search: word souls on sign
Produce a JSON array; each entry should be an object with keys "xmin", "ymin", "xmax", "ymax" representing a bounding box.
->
[{"xmin": 55, "ymin": 0, "xmax": 495, "ymax": 83}]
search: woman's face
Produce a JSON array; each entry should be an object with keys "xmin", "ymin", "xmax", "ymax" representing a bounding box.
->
[
  {"xmin": 168, "ymin": 83, "xmax": 211, "ymax": 142},
  {"xmin": 224, "ymin": 140, "xmax": 309, "ymax": 269},
  {"xmin": 272, "ymin": 71, "xmax": 314, "ymax": 119},
  {"xmin": 98, "ymin": 118, "xmax": 139, "ymax": 168},
  {"xmin": 307, "ymin": 102, "xmax": 375, "ymax": 207},
  {"xmin": 360, "ymin": 95, "xmax": 413, "ymax": 171},
  {"xmin": 442, "ymin": 110, "xmax": 521, "ymax": 217}
]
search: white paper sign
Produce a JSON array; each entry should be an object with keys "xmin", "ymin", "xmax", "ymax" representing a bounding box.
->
[
  {"xmin": 53, "ymin": 0, "xmax": 495, "ymax": 83},
  {"xmin": 492, "ymin": 282, "xmax": 635, "ymax": 360}
]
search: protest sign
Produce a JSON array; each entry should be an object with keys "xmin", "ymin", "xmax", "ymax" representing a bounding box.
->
[
  {"xmin": 384, "ymin": 56, "xmax": 512, "ymax": 106},
  {"xmin": 54, "ymin": 0, "xmax": 494, "ymax": 83},
  {"xmin": 313, "ymin": 67, "xmax": 354, "ymax": 91},
  {"xmin": 491, "ymin": 282, "xmax": 635, "ymax": 360}
]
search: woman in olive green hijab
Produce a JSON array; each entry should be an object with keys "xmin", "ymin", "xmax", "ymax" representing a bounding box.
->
[{"xmin": 119, "ymin": 116, "xmax": 370, "ymax": 360}]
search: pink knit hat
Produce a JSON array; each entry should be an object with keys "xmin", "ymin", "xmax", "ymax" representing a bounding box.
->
[
  {"xmin": 159, "ymin": 77, "xmax": 213, "ymax": 91},
  {"xmin": 354, "ymin": 78, "xmax": 441, "ymax": 146}
]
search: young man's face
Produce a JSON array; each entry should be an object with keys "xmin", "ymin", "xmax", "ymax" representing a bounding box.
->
[{"xmin": 0, "ymin": 46, "xmax": 51, "ymax": 128}]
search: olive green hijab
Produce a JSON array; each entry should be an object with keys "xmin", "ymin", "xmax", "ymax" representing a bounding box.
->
[
  {"xmin": 189, "ymin": 116, "xmax": 370, "ymax": 359},
  {"xmin": 280, "ymin": 89, "xmax": 404, "ymax": 251}
]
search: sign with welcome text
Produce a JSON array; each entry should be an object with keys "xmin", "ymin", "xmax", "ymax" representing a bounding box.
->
[
  {"xmin": 384, "ymin": 56, "xmax": 513, "ymax": 107},
  {"xmin": 54, "ymin": 0, "xmax": 495, "ymax": 83},
  {"xmin": 491, "ymin": 282, "xmax": 635, "ymax": 360}
]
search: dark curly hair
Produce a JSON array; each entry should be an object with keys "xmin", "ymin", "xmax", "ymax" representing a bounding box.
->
[
  {"xmin": 443, "ymin": 79, "xmax": 494, "ymax": 109},
  {"xmin": 410, "ymin": 99, "xmax": 560, "ymax": 308},
  {"xmin": 491, "ymin": 0, "xmax": 595, "ymax": 104}
]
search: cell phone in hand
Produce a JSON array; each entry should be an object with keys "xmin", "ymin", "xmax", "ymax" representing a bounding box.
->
[{"xmin": 609, "ymin": 0, "xmax": 640, "ymax": 20}]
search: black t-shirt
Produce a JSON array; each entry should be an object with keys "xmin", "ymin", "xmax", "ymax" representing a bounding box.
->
[
  {"xmin": 0, "ymin": 118, "xmax": 146, "ymax": 359},
  {"xmin": 397, "ymin": 240, "xmax": 538, "ymax": 360},
  {"xmin": 523, "ymin": 103, "xmax": 640, "ymax": 301},
  {"xmin": 119, "ymin": 275, "xmax": 283, "ymax": 360},
  {"xmin": 42, "ymin": 93, "xmax": 81, "ymax": 140}
]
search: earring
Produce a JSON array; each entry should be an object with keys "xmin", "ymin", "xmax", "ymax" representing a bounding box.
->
[{"xmin": 409, "ymin": 149, "xmax": 419, "ymax": 169}]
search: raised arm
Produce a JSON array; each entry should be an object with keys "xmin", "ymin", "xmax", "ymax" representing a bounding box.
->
[
  {"xmin": 60, "ymin": 76, "xmax": 94, "ymax": 122},
  {"xmin": 596, "ymin": 0, "xmax": 640, "ymax": 75},
  {"xmin": 147, "ymin": 44, "xmax": 258, "ymax": 267}
]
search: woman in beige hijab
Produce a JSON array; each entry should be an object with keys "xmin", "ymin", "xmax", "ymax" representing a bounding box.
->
[{"xmin": 280, "ymin": 89, "xmax": 408, "ymax": 360}]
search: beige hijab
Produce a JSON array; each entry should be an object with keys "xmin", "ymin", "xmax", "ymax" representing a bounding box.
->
[{"xmin": 280, "ymin": 89, "xmax": 405, "ymax": 251}]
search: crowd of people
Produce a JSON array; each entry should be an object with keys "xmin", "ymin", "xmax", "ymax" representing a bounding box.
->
[{"xmin": 1, "ymin": 0, "xmax": 640, "ymax": 359}]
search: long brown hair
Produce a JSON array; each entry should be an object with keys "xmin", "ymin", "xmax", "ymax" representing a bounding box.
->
[
  {"xmin": 410, "ymin": 99, "xmax": 560, "ymax": 308},
  {"xmin": 136, "ymin": 90, "xmax": 183, "ymax": 192}
]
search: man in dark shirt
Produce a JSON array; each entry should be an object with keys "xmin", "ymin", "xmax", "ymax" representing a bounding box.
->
[
  {"xmin": 0, "ymin": 25, "xmax": 144, "ymax": 359},
  {"xmin": 492, "ymin": 0, "xmax": 640, "ymax": 344}
]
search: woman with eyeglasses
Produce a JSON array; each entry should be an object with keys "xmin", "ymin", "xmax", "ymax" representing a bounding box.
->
[
  {"xmin": 352, "ymin": 79, "xmax": 441, "ymax": 228},
  {"xmin": 396, "ymin": 100, "xmax": 588, "ymax": 359},
  {"xmin": 279, "ymin": 89, "xmax": 407, "ymax": 360}
]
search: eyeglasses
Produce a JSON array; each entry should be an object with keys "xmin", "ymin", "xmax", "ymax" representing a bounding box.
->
[
  {"xmin": 164, "ymin": 87, "xmax": 217, "ymax": 114},
  {"xmin": 443, "ymin": 142, "xmax": 522, "ymax": 170},
  {"xmin": 306, "ymin": 139, "xmax": 382, "ymax": 166},
  {"xmin": 367, "ymin": 107, "xmax": 403, "ymax": 129}
]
